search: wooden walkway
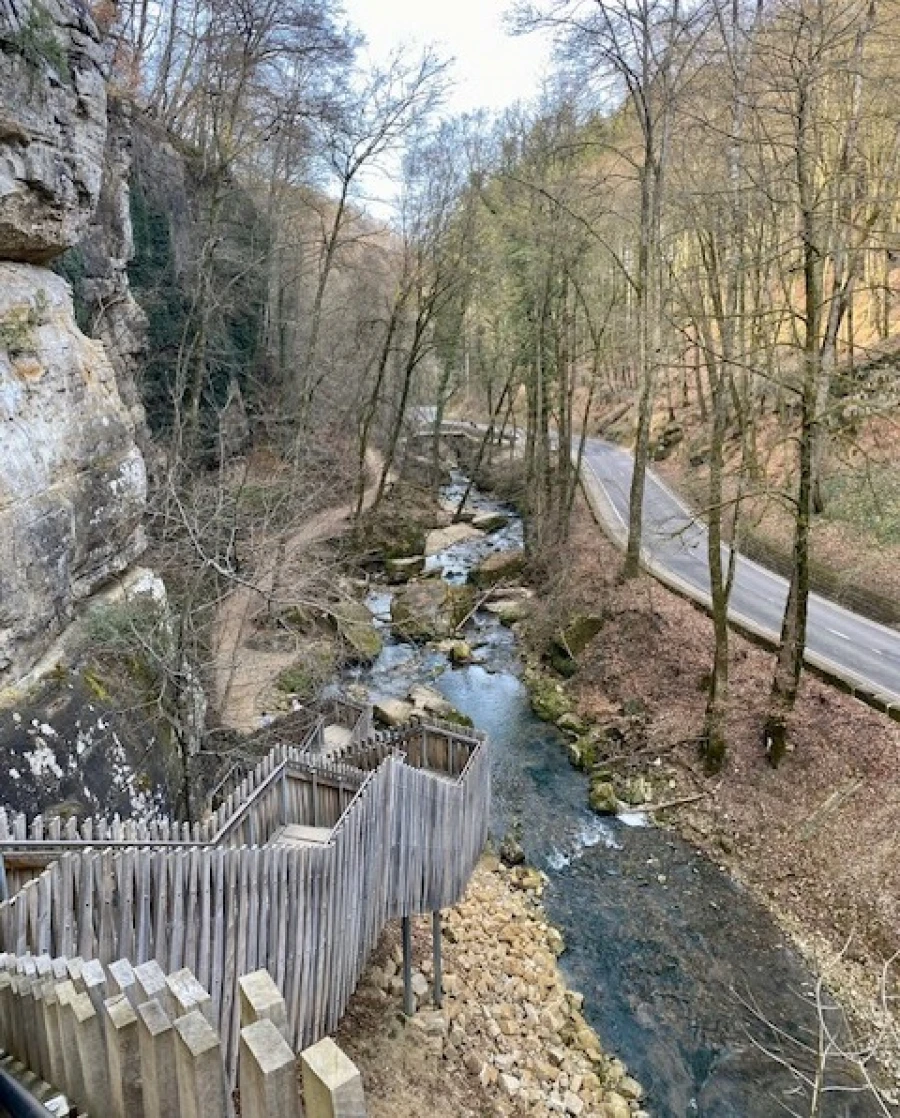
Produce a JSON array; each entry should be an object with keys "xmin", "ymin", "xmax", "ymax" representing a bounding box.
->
[{"xmin": 0, "ymin": 697, "xmax": 489, "ymax": 1083}]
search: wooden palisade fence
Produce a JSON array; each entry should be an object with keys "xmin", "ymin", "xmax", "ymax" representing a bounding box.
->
[{"xmin": 0, "ymin": 699, "xmax": 489, "ymax": 1097}]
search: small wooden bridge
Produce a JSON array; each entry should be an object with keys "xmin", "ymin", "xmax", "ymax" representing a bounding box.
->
[{"xmin": 0, "ymin": 697, "xmax": 490, "ymax": 1087}]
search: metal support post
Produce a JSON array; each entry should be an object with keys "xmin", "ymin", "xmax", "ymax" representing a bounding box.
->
[
  {"xmin": 401, "ymin": 916, "xmax": 414, "ymax": 1017},
  {"xmin": 432, "ymin": 910, "xmax": 443, "ymax": 1009}
]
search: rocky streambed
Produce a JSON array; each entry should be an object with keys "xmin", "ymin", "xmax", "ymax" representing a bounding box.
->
[{"xmin": 346, "ymin": 475, "xmax": 887, "ymax": 1117}]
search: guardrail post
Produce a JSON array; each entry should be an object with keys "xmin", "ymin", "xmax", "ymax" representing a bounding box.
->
[
  {"xmin": 71, "ymin": 991, "xmax": 112, "ymax": 1115},
  {"xmin": 173, "ymin": 1009, "xmax": 228, "ymax": 1118},
  {"xmin": 104, "ymin": 993, "xmax": 144, "ymax": 1118},
  {"xmin": 167, "ymin": 969, "xmax": 214, "ymax": 1024},
  {"xmin": 134, "ymin": 959, "xmax": 175, "ymax": 1018},
  {"xmin": 239, "ymin": 1019, "xmax": 300, "ymax": 1118},
  {"xmin": 300, "ymin": 1037, "xmax": 366, "ymax": 1118},
  {"xmin": 137, "ymin": 999, "xmax": 180, "ymax": 1118},
  {"xmin": 238, "ymin": 969, "xmax": 289, "ymax": 1041}
]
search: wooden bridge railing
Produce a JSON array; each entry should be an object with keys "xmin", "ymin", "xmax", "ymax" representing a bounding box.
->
[{"xmin": 0, "ymin": 710, "xmax": 490, "ymax": 1088}]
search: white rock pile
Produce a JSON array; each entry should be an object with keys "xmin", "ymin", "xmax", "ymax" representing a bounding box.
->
[{"xmin": 361, "ymin": 859, "xmax": 647, "ymax": 1117}]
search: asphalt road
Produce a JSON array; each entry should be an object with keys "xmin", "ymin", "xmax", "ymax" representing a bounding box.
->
[{"xmin": 581, "ymin": 438, "xmax": 900, "ymax": 711}]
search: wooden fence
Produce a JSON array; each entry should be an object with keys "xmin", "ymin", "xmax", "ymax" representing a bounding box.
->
[
  {"xmin": 0, "ymin": 952, "xmax": 364, "ymax": 1118},
  {"xmin": 0, "ymin": 709, "xmax": 489, "ymax": 1088}
]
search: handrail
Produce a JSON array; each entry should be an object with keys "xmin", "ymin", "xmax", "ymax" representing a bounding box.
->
[
  {"xmin": 210, "ymin": 759, "xmax": 288, "ymax": 845},
  {"xmin": 327, "ymin": 763, "xmax": 384, "ymax": 840}
]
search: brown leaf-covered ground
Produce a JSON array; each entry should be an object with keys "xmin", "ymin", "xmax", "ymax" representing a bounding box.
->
[{"xmin": 534, "ymin": 498, "xmax": 900, "ymax": 1077}]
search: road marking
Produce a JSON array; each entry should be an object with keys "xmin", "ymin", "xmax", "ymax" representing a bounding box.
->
[{"xmin": 825, "ymin": 627, "xmax": 853, "ymax": 641}]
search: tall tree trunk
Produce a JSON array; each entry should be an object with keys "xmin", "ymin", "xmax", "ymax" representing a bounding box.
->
[{"xmin": 765, "ymin": 72, "xmax": 821, "ymax": 765}]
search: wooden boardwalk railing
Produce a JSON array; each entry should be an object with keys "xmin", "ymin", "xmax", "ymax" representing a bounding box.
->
[{"xmin": 0, "ymin": 705, "xmax": 489, "ymax": 1086}]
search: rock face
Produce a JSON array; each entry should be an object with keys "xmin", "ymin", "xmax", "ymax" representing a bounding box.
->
[
  {"xmin": 0, "ymin": 0, "xmax": 149, "ymax": 689},
  {"xmin": 78, "ymin": 95, "xmax": 148, "ymax": 436},
  {"xmin": 0, "ymin": 0, "xmax": 107, "ymax": 262},
  {"xmin": 0, "ymin": 266, "xmax": 147, "ymax": 683}
]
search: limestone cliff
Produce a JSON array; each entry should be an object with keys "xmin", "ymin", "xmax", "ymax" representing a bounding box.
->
[
  {"xmin": 0, "ymin": 0, "xmax": 107, "ymax": 262},
  {"xmin": 0, "ymin": 0, "xmax": 147, "ymax": 687},
  {"xmin": 77, "ymin": 94, "xmax": 149, "ymax": 438}
]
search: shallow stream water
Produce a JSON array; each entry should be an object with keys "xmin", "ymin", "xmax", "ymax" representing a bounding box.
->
[{"xmin": 349, "ymin": 477, "xmax": 885, "ymax": 1118}]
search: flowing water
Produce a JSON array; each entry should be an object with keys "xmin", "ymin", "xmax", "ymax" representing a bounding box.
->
[{"xmin": 348, "ymin": 477, "xmax": 887, "ymax": 1117}]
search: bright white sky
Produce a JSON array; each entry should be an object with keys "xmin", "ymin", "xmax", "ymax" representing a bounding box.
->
[{"xmin": 341, "ymin": 0, "xmax": 552, "ymax": 116}]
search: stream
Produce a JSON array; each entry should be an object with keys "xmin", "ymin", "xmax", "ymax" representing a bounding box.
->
[{"xmin": 347, "ymin": 476, "xmax": 887, "ymax": 1118}]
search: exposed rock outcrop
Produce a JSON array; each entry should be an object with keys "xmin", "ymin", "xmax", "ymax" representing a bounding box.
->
[
  {"xmin": 0, "ymin": 0, "xmax": 107, "ymax": 262},
  {"xmin": 78, "ymin": 94, "xmax": 149, "ymax": 436},
  {"xmin": 0, "ymin": 266, "xmax": 146, "ymax": 683},
  {"xmin": 0, "ymin": 0, "xmax": 147, "ymax": 688}
]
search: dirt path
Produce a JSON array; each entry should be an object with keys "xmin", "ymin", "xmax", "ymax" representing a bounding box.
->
[{"xmin": 213, "ymin": 450, "xmax": 386, "ymax": 734}]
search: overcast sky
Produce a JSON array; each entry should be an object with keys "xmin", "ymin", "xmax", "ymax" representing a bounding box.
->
[{"xmin": 341, "ymin": 0, "xmax": 552, "ymax": 116}]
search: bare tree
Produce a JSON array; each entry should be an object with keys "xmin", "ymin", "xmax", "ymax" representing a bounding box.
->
[
  {"xmin": 513, "ymin": 0, "xmax": 708, "ymax": 575},
  {"xmin": 293, "ymin": 47, "xmax": 450, "ymax": 428}
]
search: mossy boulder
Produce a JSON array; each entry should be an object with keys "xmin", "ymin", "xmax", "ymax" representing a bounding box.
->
[
  {"xmin": 275, "ymin": 642, "xmax": 339, "ymax": 700},
  {"xmin": 333, "ymin": 600, "xmax": 382, "ymax": 663},
  {"xmin": 557, "ymin": 711, "xmax": 587, "ymax": 737},
  {"xmin": 547, "ymin": 614, "xmax": 605, "ymax": 677},
  {"xmin": 391, "ymin": 580, "xmax": 475, "ymax": 643},
  {"xmin": 566, "ymin": 736, "xmax": 598, "ymax": 771},
  {"xmin": 589, "ymin": 778, "xmax": 619, "ymax": 815},
  {"xmin": 528, "ymin": 675, "xmax": 572, "ymax": 724},
  {"xmin": 621, "ymin": 775, "xmax": 653, "ymax": 807},
  {"xmin": 470, "ymin": 548, "xmax": 526, "ymax": 588},
  {"xmin": 386, "ymin": 555, "xmax": 425, "ymax": 582},
  {"xmin": 436, "ymin": 638, "xmax": 474, "ymax": 664},
  {"xmin": 354, "ymin": 489, "xmax": 436, "ymax": 562}
]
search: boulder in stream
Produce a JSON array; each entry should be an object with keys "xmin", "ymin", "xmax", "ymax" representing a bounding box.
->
[
  {"xmin": 373, "ymin": 697, "xmax": 415, "ymax": 726},
  {"xmin": 425, "ymin": 522, "xmax": 484, "ymax": 556},
  {"xmin": 333, "ymin": 599, "xmax": 382, "ymax": 662},
  {"xmin": 408, "ymin": 684, "xmax": 456, "ymax": 718},
  {"xmin": 470, "ymin": 548, "xmax": 526, "ymax": 587},
  {"xmin": 435, "ymin": 638, "xmax": 474, "ymax": 664},
  {"xmin": 470, "ymin": 511, "xmax": 509, "ymax": 533},
  {"xmin": 391, "ymin": 580, "xmax": 474, "ymax": 643}
]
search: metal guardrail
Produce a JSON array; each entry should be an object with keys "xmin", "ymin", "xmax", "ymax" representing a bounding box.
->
[{"xmin": 0, "ymin": 1055, "xmax": 69, "ymax": 1117}]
